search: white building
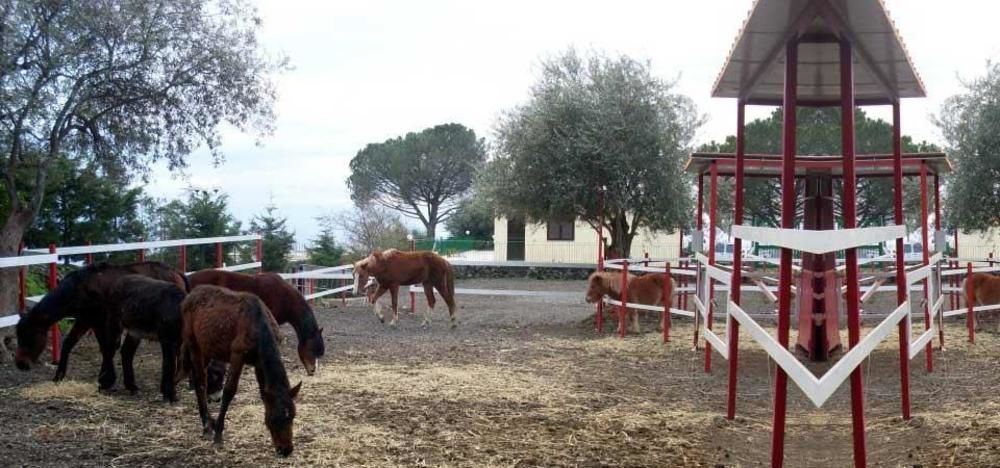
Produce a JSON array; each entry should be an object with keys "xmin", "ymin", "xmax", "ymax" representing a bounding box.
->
[{"xmin": 493, "ymin": 217, "xmax": 682, "ymax": 264}]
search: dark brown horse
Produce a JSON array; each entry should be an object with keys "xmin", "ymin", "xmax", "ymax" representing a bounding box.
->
[
  {"xmin": 352, "ymin": 249, "xmax": 457, "ymax": 328},
  {"xmin": 15, "ymin": 262, "xmax": 187, "ymax": 391},
  {"xmin": 188, "ymin": 269, "xmax": 325, "ymax": 375},
  {"xmin": 179, "ymin": 285, "xmax": 301, "ymax": 456},
  {"xmin": 108, "ymin": 275, "xmax": 187, "ymax": 402}
]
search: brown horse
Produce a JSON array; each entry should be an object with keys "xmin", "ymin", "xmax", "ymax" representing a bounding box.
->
[
  {"xmin": 15, "ymin": 261, "xmax": 187, "ymax": 391},
  {"xmin": 964, "ymin": 272, "xmax": 1000, "ymax": 331},
  {"xmin": 179, "ymin": 285, "xmax": 302, "ymax": 456},
  {"xmin": 585, "ymin": 271, "xmax": 674, "ymax": 334},
  {"xmin": 188, "ymin": 269, "xmax": 324, "ymax": 376},
  {"xmin": 352, "ymin": 249, "xmax": 457, "ymax": 328}
]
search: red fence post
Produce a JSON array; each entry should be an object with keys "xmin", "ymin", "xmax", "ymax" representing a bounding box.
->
[
  {"xmin": 18, "ymin": 242, "xmax": 25, "ymax": 314},
  {"xmin": 137, "ymin": 237, "xmax": 145, "ymax": 262},
  {"xmin": 619, "ymin": 260, "xmax": 629, "ymax": 339},
  {"xmin": 85, "ymin": 241, "xmax": 93, "ymax": 265},
  {"xmin": 256, "ymin": 237, "xmax": 264, "ymax": 271},
  {"xmin": 47, "ymin": 244, "xmax": 60, "ymax": 364},
  {"xmin": 705, "ymin": 159, "xmax": 719, "ymax": 373},
  {"xmin": 409, "ymin": 238, "xmax": 416, "ymax": 315},
  {"xmin": 179, "ymin": 244, "xmax": 187, "ymax": 274},
  {"xmin": 967, "ymin": 262, "xmax": 975, "ymax": 344},
  {"xmin": 643, "ymin": 251, "xmax": 649, "ymax": 267},
  {"xmin": 920, "ymin": 161, "xmax": 932, "ymax": 372},
  {"xmin": 663, "ymin": 262, "xmax": 671, "ymax": 343},
  {"xmin": 215, "ymin": 242, "xmax": 224, "ymax": 269},
  {"xmin": 596, "ymin": 186, "xmax": 606, "ymax": 333}
]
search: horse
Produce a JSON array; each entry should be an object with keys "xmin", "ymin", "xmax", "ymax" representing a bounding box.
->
[
  {"xmin": 187, "ymin": 269, "xmax": 324, "ymax": 376},
  {"xmin": 352, "ymin": 249, "xmax": 457, "ymax": 328},
  {"xmin": 178, "ymin": 285, "xmax": 302, "ymax": 456},
  {"xmin": 964, "ymin": 272, "xmax": 1000, "ymax": 331},
  {"xmin": 108, "ymin": 275, "xmax": 187, "ymax": 402},
  {"xmin": 584, "ymin": 271, "xmax": 675, "ymax": 334},
  {"xmin": 15, "ymin": 261, "xmax": 188, "ymax": 391}
]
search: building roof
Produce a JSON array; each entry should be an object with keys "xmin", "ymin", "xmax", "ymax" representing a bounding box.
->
[
  {"xmin": 712, "ymin": 0, "xmax": 925, "ymax": 104},
  {"xmin": 685, "ymin": 152, "xmax": 952, "ymax": 177}
]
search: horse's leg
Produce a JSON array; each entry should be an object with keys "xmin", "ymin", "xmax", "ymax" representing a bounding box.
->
[
  {"xmin": 53, "ymin": 319, "xmax": 89, "ymax": 382},
  {"xmin": 160, "ymin": 341, "xmax": 179, "ymax": 403},
  {"xmin": 389, "ymin": 284, "xmax": 400, "ymax": 327},
  {"xmin": 94, "ymin": 325, "xmax": 122, "ymax": 390},
  {"xmin": 188, "ymin": 346, "xmax": 213, "ymax": 437},
  {"xmin": 371, "ymin": 284, "xmax": 389, "ymax": 324},
  {"xmin": 421, "ymin": 283, "xmax": 436, "ymax": 327},
  {"xmin": 120, "ymin": 334, "xmax": 141, "ymax": 395},
  {"xmin": 435, "ymin": 278, "xmax": 457, "ymax": 328},
  {"xmin": 213, "ymin": 353, "xmax": 246, "ymax": 445}
]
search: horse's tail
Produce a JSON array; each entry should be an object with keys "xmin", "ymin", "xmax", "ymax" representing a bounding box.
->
[{"xmin": 174, "ymin": 340, "xmax": 190, "ymax": 385}]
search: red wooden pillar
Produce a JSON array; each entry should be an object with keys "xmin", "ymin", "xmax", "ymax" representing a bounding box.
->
[
  {"xmin": 663, "ymin": 262, "xmax": 671, "ymax": 343},
  {"xmin": 256, "ymin": 237, "xmax": 264, "ymax": 271},
  {"xmin": 705, "ymin": 160, "xmax": 718, "ymax": 373},
  {"xmin": 893, "ymin": 102, "xmax": 912, "ymax": 420},
  {"xmin": 618, "ymin": 260, "xmax": 629, "ymax": 339},
  {"xmin": 215, "ymin": 242, "xmax": 224, "ymax": 268},
  {"xmin": 967, "ymin": 262, "xmax": 975, "ymax": 343},
  {"xmin": 920, "ymin": 162, "xmax": 932, "ymax": 372},
  {"xmin": 840, "ymin": 39, "xmax": 866, "ymax": 468},
  {"xmin": 137, "ymin": 237, "xmax": 145, "ymax": 262},
  {"xmin": 47, "ymin": 244, "xmax": 60, "ymax": 364},
  {"xmin": 85, "ymin": 241, "xmax": 93, "ymax": 265},
  {"xmin": 596, "ymin": 186, "xmax": 606, "ymax": 333},
  {"xmin": 771, "ymin": 39, "xmax": 797, "ymax": 468},
  {"xmin": 727, "ymin": 100, "xmax": 746, "ymax": 419},
  {"xmin": 179, "ymin": 245, "xmax": 188, "ymax": 274},
  {"xmin": 694, "ymin": 173, "xmax": 704, "ymax": 349},
  {"xmin": 18, "ymin": 242, "xmax": 25, "ymax": 314}
]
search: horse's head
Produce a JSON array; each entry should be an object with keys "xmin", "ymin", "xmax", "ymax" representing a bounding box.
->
[
  {"xmin": 14, "ymin": 315, "xmax": 46, "ymax": 370},
  {"xmin": 297, "ymin": 327, "xmax": 325, "ymax": 376},
  {"xmin": 352, "ymin": 250, "xmax": 386, "ymax": 295},
  {"xmin": 264, "ymin": 381, "xmax": 301, "ymax": 457},
  {"xmin": 585, "ymin": 272, "xmax": 610, "ymax": 304}
]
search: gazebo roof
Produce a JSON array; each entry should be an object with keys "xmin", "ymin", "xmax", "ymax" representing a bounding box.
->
[
  {"xmin": 712, "ymin": 0, "xmax": 925, "ymax": 104},
  {"xmin": 685, "ymin": 152, "xmax": 952, "ymax": 177}
]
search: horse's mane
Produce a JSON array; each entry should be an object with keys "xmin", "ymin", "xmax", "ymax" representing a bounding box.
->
[{"xmin": 588, "ymin": 271, "xmax": 634, "ymax": 295}]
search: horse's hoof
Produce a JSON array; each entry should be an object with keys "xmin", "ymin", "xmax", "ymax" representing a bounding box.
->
[
  {"xmin": 389, "ymin": 320, "xmax": 398, "ymax": 329},
  {"xmin": 52, "ymin": 372, "xmax": 65, "ymax": 382}
]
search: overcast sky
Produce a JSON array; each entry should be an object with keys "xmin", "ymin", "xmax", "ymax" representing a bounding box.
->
[{"xmin": 142, "ymin": 0, "xmax": 1000, "ymax": 244}]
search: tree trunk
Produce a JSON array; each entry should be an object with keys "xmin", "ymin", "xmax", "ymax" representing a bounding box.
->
[
  {"xmin": 0, "ymin": 213, "xmax": 32, "ymax": 317},
  {"xmin": 425, "ymin": 221, "xmax": 436, "ymax": 241}
]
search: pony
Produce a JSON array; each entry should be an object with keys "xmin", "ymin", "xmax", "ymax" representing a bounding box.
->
[
  {"xmin": 178, "ymin": 285, "xmax": 302, "ymax": 456},
  {"xmin": 964, "ymin": 272, "xmax": 1000, "ymax": 331},
  {"xmin": 352, "ymin": 249, "xmax": 457, "ymax": 328},
  {"xmin": 584, "ymin": 271, "xmax": 675, "ymax": 334},
  {"xmin": 188, "ymin": 269, "xmax": 325, "ymax": 376},
  {"xmin": 15, "ymin": 261, "xmax": 187, "ymax": 391},
  {"xmin": 108, "ymin": 275, "xmax": 186, "ymax": 402}
]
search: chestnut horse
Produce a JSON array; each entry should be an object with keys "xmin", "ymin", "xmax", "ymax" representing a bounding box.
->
[
  {"xmin": 15, "ymin": 261, "xmax": 187, "ymax": 391},
  {"xmin": 964, "ymin": 272, "xmax": 1000, "ymax": 331},
  {"xmin": 352, "ymin": 249, "xmax": 457, "ymax": 328},
  {"xmin": 188, "ymin": 269, "xmax": 325, "ymax": 375},
  {"xmin": 179, "ymin": 285, "xmax": 301, "ymax": 456},
  {"xmin": 108, "ymin": 274, "xmax": 188, "ymax": 402},
  {"xmin": 584, "ymin": 271, "xmax": 674, "ymax": 334}
]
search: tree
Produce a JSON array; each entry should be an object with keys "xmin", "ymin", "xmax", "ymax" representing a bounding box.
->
[
  {"xmin": 307, "ymin": 216, "xmax": 345, "ymax": 266},
  {"xmin": 335, "ymin": 205, "xmax": 410, "ymax": 259},
  {"xmin": 936, "ymin": 62, "xmax": 1000, "ymax": 232},
  {"xmin": 147, "ymin": 189, "xmax": 242, "ymax": 270},
  {"xmin": 444, "ymin": 195, "xmax": 493, "ymax": 239},
  {"xmin": 0, "ymin": 0, "xmax": 284, "ymax": 309},
  {"xmin": 347, "ymin": 123, "xmax": 486, "ymax": 240},
  {"xmin": 701, "ymin": 107, "xmax": 934, "ymax": 232},
  {"xmin": 485, "ymin": 49, "xmax": 702, "ymax": 258},
  {"xmin": 250, "ymin": 203, "xmax": 295, "ymax": 272}
]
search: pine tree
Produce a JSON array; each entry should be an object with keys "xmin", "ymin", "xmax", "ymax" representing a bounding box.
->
[
  {"xmin": 250, "ymin": 203, "xmax": 296, "ymax": 272},
  {"xmin": 307, "ymin": 216, "xmax": 344, "ymax": 266}
]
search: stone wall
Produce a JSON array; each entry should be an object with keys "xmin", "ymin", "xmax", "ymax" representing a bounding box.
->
[{"xmin": 452, "ymin": 264, "xmax": 592, "ymax": 281}]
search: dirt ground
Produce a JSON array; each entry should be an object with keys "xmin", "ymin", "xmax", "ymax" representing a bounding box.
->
[{"xmin": 1, "ymin": 278, "xmax": 999, "ymax": 467}]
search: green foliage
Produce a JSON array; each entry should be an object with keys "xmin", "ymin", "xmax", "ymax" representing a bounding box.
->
[
  {"xmin": 936, "ymin": 62, "xmax": 1000, "ymax": 232},
  {"xmin": 444, "ymin": 195, "xmax": 494, "ymax": 239},
  {"xmin": 348, "ymin": 123, "xmax": 487, "ymax": 239},
  {"xmin": 701, "ymin": 107, "xmax": 935, "ymax": 231},
  {"xmin": 250, "ymin": 203, "xmax": 296, "ymax": 272},
  {"xmin": 485, "ymin": 49, "xmax": 701, "ymax": 257},
  {"xmin": 145, "ymin": 190, "xmax": 242, "ymax": 270},
  {"xmin": 307, "ymin": 216, "xmax": 345, "ymax": 267}
]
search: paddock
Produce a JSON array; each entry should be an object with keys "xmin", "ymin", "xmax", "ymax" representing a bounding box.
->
[{"xmin": 1, "ymin": 277, "xmax": 997, "ymax": 467}]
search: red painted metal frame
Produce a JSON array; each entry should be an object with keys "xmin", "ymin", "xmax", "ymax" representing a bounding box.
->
[
  {"xmin": 694, "ymin": 174, "xmax": 704, "ymax": 349},
  {"xmin": 215, "ymin": 242, "xmax": 224, "ymax": 268},
  {"xmin": 47, "ymin": 244, "xmax": 60, "ymax": 364},
  {"xmin": 893, "ymin": 103, "xmax": 912, "ymax": 420},
  {"xmin": 706, "ymin": 161, "xmax": 718, "ymax": 372},
  {"xmin": 771, "ymin": 39, "xmax": 797, "ymax": 468},
  {"xmin": 840, "ymin": 39, "xmax": 867, "ymax": 468},
  {"xmin": 726, "ymin": 101, "xmax": 746, "ymax": 420},
  {"xmin": 920, "ymin": 162, "xmax": 932, "ymax": 372}
]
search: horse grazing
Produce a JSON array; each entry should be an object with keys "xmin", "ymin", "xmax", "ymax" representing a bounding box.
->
[
  {"xmin": 15, "ymin": 261, "xmax": 187, "ymax": 391},
  {"xmin": 352, "ymin": 249, "xmax": 457, "ymax": 328},
  {"xmin": 188, "ymin": 269, "xmax": 324, "ymax": 375},
  {"xmin": 585, "ymin": 271, "xmax": 674, "ymax": 334},
  {"xmin": 179, "ymin": 285, "xmax": 301, "ymax": 456},
  {"xmin": 109, "ymin": 275, "xmax": 187, "ymax": 402},
  {"xmin": 964, "ymin": 272, "xmax": 1000, "ymax": 331}
]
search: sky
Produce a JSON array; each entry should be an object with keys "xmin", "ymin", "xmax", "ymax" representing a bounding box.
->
[{"xmin": 142, "ymin": 0, "xmax": 1000, "ymax": 245}]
